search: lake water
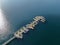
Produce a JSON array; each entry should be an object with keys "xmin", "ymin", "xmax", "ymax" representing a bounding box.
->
[{"xmin": 0, "ymin": 0, "xmax": 60, "ymax": 45}]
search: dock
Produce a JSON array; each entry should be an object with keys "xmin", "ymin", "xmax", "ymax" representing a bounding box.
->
[{"xmin": 2, "ymin": 16, "xmax": 46, "ymax": 45}]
